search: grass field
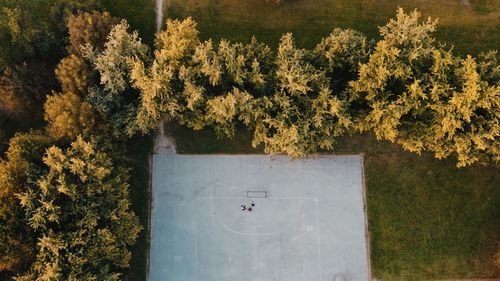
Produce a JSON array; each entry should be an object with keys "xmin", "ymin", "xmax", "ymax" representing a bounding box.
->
[
  {"xmin": 335, "ymin": 135, "xmax": 500, "ymax": 280},
  {"xmin": 100, "ymin": 0, "xmax": 156, "ymax": 44},
  {"xmin": 166, "ymin": 0, "xmax": 499, "ymax": 55},
  {"xmin": 123, "ymin": 135, "xmax": 154, "ymax": 281}
]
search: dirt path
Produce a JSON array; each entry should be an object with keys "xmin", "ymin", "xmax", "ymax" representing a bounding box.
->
[
  {"xmin": 156, "ymin": 0, "xmax": 164, "ymax": 32},
  {"xmin": 154, "ymin": 0, "xmax": 175, "ymax": 154},
  {"xmin": 154, "ymin": 120, "xmax": 176, "ymax": 154}
]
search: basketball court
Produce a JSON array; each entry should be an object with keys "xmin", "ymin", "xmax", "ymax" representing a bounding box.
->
[{"xmin": 149, "ymin": 154, "xmax": 371, "ymax": 281}]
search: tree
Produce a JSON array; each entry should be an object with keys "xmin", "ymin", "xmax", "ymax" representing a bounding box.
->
[
  {"xmin": 0, "ymin": 65, "xmax": 51, "ymax": 121},
  {"xmin": 44, "ymin": 92, "xmax": 98, "ymax": 140},
  {"xmin": 250, "ymin": 33, "xmax": 351, "ymax": 156},
  {"xmin": 350, "ymin": 8, "xmax": 439, "ymax": 139},
  {"xmin": 0, "ymin": 0, "xmax": 99, "ymax": 67},
  {"xmin": 67, "ymin": 11, "xmax": 119, "ymax": 56},
  {"xmin": 350, "ymin": 8, "xmax": 499, "ymax": 166},
  {"xmin": 177, "ymin": 36, "xmax": 274, "ymax": 135},
  {"xmin": 125, "ymin": 13, "xmax": 497, "ymax": 166},
  {"xmin": 89, "ymin": 20, "xmax": 149, "ymax": 95},
  {"xmin": 0, "ymin": 133, "xmax": 54, "ymax": 277},
  {"xmin": 314, "ymin": 28, "xmax": 371, "ymax": 92},
  {"xmin": 476, "ymin": 50, "xmax": 499, "ymax": 85},
  {"xmin": 16, "ymin": 137, "xmax": 141, "ymax": 281},
  {"xmin": 130, "ymin": 18, "xmax": 200, "ymax": 133},
  {"xmin": 420, "ymin": 55, "xmax": 499, "ymax": 167},
  {"xmin": 83, "ymin": 20, "xmax": 150, "ymax": 137},
  {"xmin": 0, "ymin": 65, "xmax": 53, "ymax": 150},
  {"xmin": 54, "ymin": 54, "xmax": 93, "ymax": 95},
  {"xmin": 205, "ymin": 87, "xmax": 253, "ymax": 137}
]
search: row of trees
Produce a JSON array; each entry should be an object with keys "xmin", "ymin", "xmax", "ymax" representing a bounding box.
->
[
  {"xmin": 35, "ymin": 8, "xmax": 499, "ymax": 169},
  {"xmin": 39, "ymin": 8, "xmax": 498, "ymax": 167},
  {"xmin": 127, "ymin": 9, "xmax": 498, "ymax": 166}
]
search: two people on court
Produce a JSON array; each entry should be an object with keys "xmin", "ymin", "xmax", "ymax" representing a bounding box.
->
[{"xmin": 241, "ymin": 200, "xmax": 255, "ymax": 212}]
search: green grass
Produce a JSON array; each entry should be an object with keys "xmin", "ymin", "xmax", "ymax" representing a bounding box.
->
[
  {"xmin": 169, "ymin": 123, "xmax": 262, "ymax": 154},
  {"xmin": 172, "ymin": 125, "xmax": 500, "ymax": 280},
  {"xmin": 166, "ymin": 0, "xmax": 499, "ymax": 55},
  {"xmin": 123, "ymin": 134, "xmax": 154, "ymax": 281},
  {"xmin": 99, "ymin": 0, "xmax": 157, "ymax": 44},
  {"xmin": 336, "ymin": 134, "xmax": 500, "ymax": 280}
]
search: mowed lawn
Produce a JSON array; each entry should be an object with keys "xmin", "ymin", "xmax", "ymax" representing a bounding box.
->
[
  {"xmin": 166, "ymin": 0, "xmax": 500, "ymax": 54},
  {"xmin": 100, "ymin": 0, "xmax": 156, "ymax": 44},
  {"xmin": 99, "ymin": 0, "xmax": 500, "ymax": 280}
]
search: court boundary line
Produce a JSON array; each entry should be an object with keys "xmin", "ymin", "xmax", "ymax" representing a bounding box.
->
[{"xmin": 360, "ymin": 154, "xmax": 373, "ymax": 281}]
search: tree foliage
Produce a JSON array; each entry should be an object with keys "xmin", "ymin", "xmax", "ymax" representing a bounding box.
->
[
  {"xmin": 67, "ymin": 11, "xmax": 119, "ymax": 56},
  {"xmin": 83, "ymin": 20, "xmax": 150, "ymax": 137},
  {"xmin": 128, "ymin": 10, "xmax": 498, "ymax": 166},
  {"xmin": 0, "ymin": 133, "xmax": 54, "ymax": 276},
  {"xmin": 179, "ymin": 36, "xmax": 273, "ymax": 136},
  {"xmin": 349, "ymin": 8, "xmax": 499, "ymax": 166},
  {"xmin": 0, "ymin": 0, "xmax": 99, "ymax": 67},
  {"xmin": 350, "ymin": 8, "xmax": 439, "ymax": 138},
  {"xmin": 131, "ymin": 18, "xmax": 200, "ymax": 133},
  {"xmin": 54, "ymin": 54, "xmax": 93, "ymax": 95},
  {"xmin": 15, "ymin": 137, "xmax": 141, "ymax": 281},
  {"xmin": 0, "ymin": 66, "xmax": 47, "ymax": 120},
  {"xmin": 89, "ymin": 20, "xmax": 149, "ymax": 95},
  {"xmin": 44, "ymin": 92, "xmax": 98, "ymax": 140},
  {"xmin": 250, "ymin": 33, "xmax": 352, "ymax": 156}
]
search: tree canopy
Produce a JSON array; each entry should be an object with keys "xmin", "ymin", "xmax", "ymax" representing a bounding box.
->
[
  {"xmin": 0, "ymin": 133, "xmax": 54, "ymax": 276},
  {"xmin": 7, "ymin": 137, "xmax": 141, "ymax": 281}
]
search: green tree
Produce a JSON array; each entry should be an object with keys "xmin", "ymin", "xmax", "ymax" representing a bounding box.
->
[
  {"xmin": 44, "ymin": 92, "xmax": 98, "ymax": 140},
  {"xmin": 54, "ymin": 54, "xmax": 93, "ymax": 95},
  {"xmin": 89, "ymin": 20, "xmax": 149, "ymax": 95},
  {"xmin": 130, "ymin": 18, "xmax": 200, "ymax": 133},
  {"xmin": 16, "ymin": 137, "xmax": 141, "ymax": 281},
  {"xmin": 350, "ymin": 8, "xmax": 438, "ymax": 139},
  {"xmin": 84, "ymin": 20, "xmax": 150, "ymax": 137},
  {"xmin": 314, "ymin": 28, "xmax": 371, "ymax": 92},
  {"xmin": 422, "ymin": 55, "xmax": 499, "ymax": 167},
  {"xmin": 0, "ymin": 133, "xmax": 54, "ymax": 277},
  {"xmin": 350, "ymin": 8, "xmax": 499, "ymax": 166},
  {"xmin": 0, "ymin": 0, "xmax": 99, "ymax": 67},
  {"xmin": 67, "ymin": 11, "xmax": 119, "ymax": 56},
  {"xmin": 0, "ymin": 65, "xmax": 53, "ymax": 152},
  {"xmin": 251, "ymin": 33, "xmax": 351, "ymax": 156},
  {"xmin": 476, "ymin": 50, "xmax": 499, "ymax": 85},
  {"xmin": 178, "ymin": 36, "xmax": 273, "ymax": 135}
]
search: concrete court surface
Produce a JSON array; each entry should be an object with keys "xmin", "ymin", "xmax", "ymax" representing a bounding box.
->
[{"xmin": 150, "ymin": 154, "xmax": 371, "ymax": 281}]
